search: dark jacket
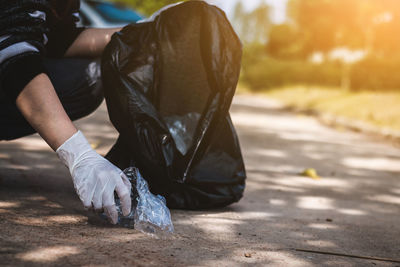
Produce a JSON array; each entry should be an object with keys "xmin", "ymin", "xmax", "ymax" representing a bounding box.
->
[{"xmin": 0, "ymin": 0, "xmax": 84, "ymax": 101}]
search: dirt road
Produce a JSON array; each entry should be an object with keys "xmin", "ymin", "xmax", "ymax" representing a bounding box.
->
[{"xmin": 1, "ymin": 94, "xmax": 400, "ymax": 266}]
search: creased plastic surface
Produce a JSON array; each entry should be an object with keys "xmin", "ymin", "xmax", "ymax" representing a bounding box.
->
[
  {"xmin": 164, "ymin": 112, "xmax": 200, "ymax": 155},
  {"xmin": 110, "ymin": 167, "xmax": 174, "ymax": 237},
  {"xmin": 102, "ymin": 1, "xmax": 246, "ymax": 210}
]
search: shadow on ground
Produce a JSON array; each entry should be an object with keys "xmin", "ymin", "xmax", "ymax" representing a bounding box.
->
[{"xmin": 1, "ymin": 96, "xmax": 400, "ymax": 266}]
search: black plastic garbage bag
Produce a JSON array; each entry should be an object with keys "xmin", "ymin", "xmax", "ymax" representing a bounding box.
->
[{"xmin": 102, "ymin": 1, "xmax": 246, "ymax": 210}]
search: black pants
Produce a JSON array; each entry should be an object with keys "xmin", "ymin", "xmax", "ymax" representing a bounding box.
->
[{"xmin": 0, "ymin": 58, "xmax": 104, "ymax": 141}]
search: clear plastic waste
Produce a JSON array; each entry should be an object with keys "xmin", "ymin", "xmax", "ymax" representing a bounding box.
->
[{"xmin": 102, "ymin": 167, "xmax": 174, "ymax": 237}]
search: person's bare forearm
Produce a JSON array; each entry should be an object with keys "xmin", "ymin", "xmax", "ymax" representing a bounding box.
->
[
  {"xmin": 65, "ymin": 28, "xmax": 122, "ymax": 58},
  {"xmin": 15, "ymin": 28, "xmax": 122, "ymax": 150},
  {"xmin": 16, "ymin": 73, "xmax": 77, "ymax": 151}
]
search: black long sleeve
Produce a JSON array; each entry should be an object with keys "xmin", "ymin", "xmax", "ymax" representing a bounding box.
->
[{"xmin": 0, "ymin": 0, "xmax": 84, "ymax": 102}]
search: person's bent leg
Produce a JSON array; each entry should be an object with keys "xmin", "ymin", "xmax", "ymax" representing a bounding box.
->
[
  {"xmin": 0, "ymin": 58, "xmax": 104, "ymax": 141},
  {"xmin": 45, "ymin": 58, "xmax": 104, "ymax": 121}
]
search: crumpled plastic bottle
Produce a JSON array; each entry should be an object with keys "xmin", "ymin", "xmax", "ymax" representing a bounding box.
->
[{"xmin": 102, "ymin": 167, "xmax": 174, "ymax": 238}]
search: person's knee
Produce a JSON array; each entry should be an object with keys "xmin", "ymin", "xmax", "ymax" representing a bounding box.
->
[{"xmin": 44, "ymin": 58, "xmax": 104, "ymax": 121}]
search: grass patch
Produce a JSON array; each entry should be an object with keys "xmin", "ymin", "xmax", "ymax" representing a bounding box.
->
[{"xmin": 262, "ymin": 86, "xmax": 400, "ymax": 132}]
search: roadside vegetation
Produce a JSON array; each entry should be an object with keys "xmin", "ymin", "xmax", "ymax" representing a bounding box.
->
[
  {"xmin": 264, "ymin": 86, "xmax": 400, "ymax": 131},
  {"xmin": 236, "ymin": 0, "xmax": 400, "ymax": 132}
]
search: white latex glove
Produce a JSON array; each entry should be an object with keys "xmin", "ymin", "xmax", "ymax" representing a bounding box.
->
[{"xmin": 56, "ymin": 130, "xmax": 131, "ymax": 224}]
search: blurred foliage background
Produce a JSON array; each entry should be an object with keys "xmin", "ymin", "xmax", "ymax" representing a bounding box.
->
[
  {"xmin": 234, "ymin": 0, "xmax": 400, "ymax": 91},
  {"xmin": 230, "ymin": 0, "xmax": 400, "ymax": 131}
]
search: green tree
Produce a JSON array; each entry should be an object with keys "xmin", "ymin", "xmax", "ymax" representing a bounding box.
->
[
  {"xmin": 266, "ymin": 23, "xmax": 303, "ymax": 59},
  {"xmin": 286, "ymin": 0, "xmax": 400, "ymax": 57},
  {"xmin": 250, "ymin": 4, "xmax": 271, "ymax": 44},
  {"xmin": 232, "ymin": 2, "xmax": 271, "ymax": 44},
  {"xmin": 233, "ymin": 2, "xmax": 247, "ymax": 41},
  {"xmin": 288, "ymin": 0, "xmax": 365, "ymax": 55}
]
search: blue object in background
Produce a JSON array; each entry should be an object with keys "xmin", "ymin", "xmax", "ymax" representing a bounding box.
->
[{"xmin": 93, "ymin": 2, "xmax": 143, "ymax": 23}]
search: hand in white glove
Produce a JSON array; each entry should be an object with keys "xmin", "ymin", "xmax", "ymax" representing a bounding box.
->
[{"xmin": 56, "ymin": 131, "xmax": 131, "ymax": 224}]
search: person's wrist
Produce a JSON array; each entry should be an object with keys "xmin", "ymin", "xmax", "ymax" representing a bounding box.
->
[{"xmin": 56, "ymin": 130, "xmax": 92, "ymax": 170}]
